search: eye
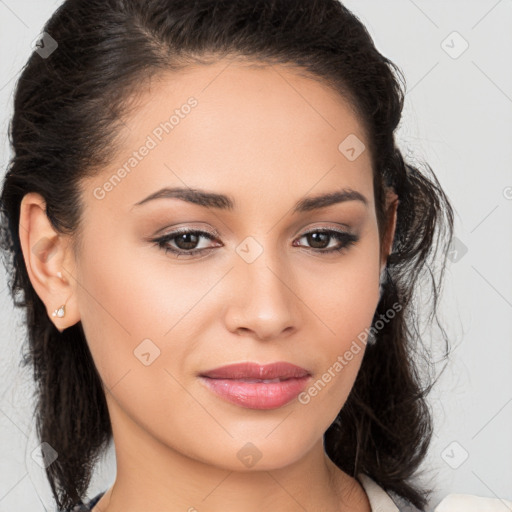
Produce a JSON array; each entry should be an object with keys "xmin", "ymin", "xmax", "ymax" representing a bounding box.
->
[
  {"xmin": 152, "ymin": 228, "xmax": 220, "ymax": 259},
  {"xmin": 151, "ymin": 227, "xmax": 359, "ymax": 259},
  {"xmin": 293, "ymin": 228, "xmax": 359, "ymax": 254}
]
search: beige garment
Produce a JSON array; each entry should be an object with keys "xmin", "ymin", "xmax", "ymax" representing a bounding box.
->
[
  {"xmin": 357, "ymin": 473, "xmax": 401, "ymax": 511},
  {"xmin": 357, "ymin": 473, "xmax": 512, "ymax": 512}
]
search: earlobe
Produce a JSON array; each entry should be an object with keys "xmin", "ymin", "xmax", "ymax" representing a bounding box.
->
[{"xmin": 18, "ymin": 192, "xmax": 80, "ymax": 332}]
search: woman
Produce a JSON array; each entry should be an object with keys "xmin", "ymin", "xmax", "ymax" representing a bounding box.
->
[{"xmin": 1, "ymin": 1, "xmax": 508, "ymax": 511}]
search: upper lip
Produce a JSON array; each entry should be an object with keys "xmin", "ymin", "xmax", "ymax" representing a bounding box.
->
[{"xmin": 199, "ymin": 361, "xmax": 310, "ymax": 380}]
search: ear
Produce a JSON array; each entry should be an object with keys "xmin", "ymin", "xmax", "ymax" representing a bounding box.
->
[
  {"xmin": 18, "ymin": 192, "xmax": 81, "ymax": 333},
  {"xmin": 380, "ymin": 187, "xmax": 399, "ymax": 274}
]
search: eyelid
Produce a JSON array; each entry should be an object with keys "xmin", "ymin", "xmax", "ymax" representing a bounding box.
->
[
  {"xmin": 155, "ymin": 222, "xmax": 354, "ymax": 243},
  {"xmin": 154, "ymin": 224, "xmax": 221, "ymax": 239},
  {"xmin": 170, "ymin": 226, "xmax": 218, "ymax": 241},
  {"xmin": 298, "ymin": 223, "xmax": 353, "ymax": 235}
]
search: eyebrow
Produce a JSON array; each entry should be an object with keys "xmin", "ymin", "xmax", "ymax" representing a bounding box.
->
[{"xmin": 131, "ymin": 186, "xmax": 368, "ymax": 213}]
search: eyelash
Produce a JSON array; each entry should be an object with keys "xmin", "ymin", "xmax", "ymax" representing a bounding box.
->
[{"xmin": 152, "ymin": 227, "xmax": 359, "ymax": 259}]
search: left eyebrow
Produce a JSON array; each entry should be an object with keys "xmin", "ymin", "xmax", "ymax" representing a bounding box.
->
[{"xmin": 292, "ymin": 189, "xmax": 368, "ymax": 212}]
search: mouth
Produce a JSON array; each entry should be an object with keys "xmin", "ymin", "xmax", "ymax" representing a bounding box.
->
[{"xmin": 198, "ymin": 361, "xmax": 311, "ymax": 410}]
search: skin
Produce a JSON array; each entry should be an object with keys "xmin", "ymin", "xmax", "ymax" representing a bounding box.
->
[{"xmin": 19, "ymin": 59, "xmax": 398, "ymax": 512}]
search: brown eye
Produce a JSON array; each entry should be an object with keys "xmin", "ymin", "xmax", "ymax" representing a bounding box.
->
[
  {"xmin": 152, "ymin": 227, "xmax": 359, "ymax": 260},
  {"xmin": 153, "ymin": 229, "xmax": 219, "ymax": 258},
  {"xmin": 294, "ymin": 229, "xmax": 359, "ymax": 254},
  {"xmin": 173, "ymin": 232, "xmax": 202, "ymax": 251},
  {"xmin": 305, "ymin": 231, "xmax": 330, "ymax": 249}
]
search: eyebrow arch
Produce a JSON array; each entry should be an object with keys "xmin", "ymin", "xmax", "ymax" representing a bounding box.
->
[{"xmin": 131, "ymin": 186, "xmax": 368, "ymax": 212}]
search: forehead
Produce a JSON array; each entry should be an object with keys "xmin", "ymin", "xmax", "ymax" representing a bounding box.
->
[{"xmin": 83, "ymin": 58, "xmax": 373, "ymax": 215}]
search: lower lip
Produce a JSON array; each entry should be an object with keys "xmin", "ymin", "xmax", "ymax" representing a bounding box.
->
[{"xmin": 199, "ymin": 376, "xmax": 311, "ymax": 410}]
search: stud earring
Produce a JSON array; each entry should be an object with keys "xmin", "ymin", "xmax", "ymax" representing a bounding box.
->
[
  {"xmin": 52, "ymin": 304, "xmax": 66, "ymax": 318},
  {"xmin": 52, "ymin": 272, "xmax": 67, "ymax": 318}
]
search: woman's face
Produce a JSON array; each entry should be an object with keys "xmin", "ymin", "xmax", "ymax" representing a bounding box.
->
[{"xmin": 72, "ymin": 59, "xmax": 391, "ymax": 472}]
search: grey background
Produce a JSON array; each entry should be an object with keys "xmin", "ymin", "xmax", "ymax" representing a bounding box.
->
[{"xmin": 0, "ymin": 0, "xmax": 511, "ymax": 510}]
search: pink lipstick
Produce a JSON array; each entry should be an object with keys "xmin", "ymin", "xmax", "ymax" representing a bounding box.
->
[{"xmin": 198, "ymin": 361, "xmax": 311, "ymax": 410}]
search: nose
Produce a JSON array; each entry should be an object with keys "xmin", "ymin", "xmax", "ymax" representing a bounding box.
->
[{"xmin": 223, "ymin": 247, "xmax": 300, "ymax": 341}]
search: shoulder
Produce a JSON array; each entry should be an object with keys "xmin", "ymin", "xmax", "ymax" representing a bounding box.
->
[
  {"xmin": 433, "ymin": 493, "xmax": 512, "ymax": 511},
  {"xmin": 59, "ymin": 490, "xmax": 106, "ymax": 512}
]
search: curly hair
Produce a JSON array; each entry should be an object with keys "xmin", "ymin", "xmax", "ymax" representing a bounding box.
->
[{"xmin": 0, "ymin": 0, "xmax": 454, "ymax": 509}]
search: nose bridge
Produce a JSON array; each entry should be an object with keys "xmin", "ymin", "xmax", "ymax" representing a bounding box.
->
[
  {"xmin": 239, "ymin": 237, "xmax": 291, "ymax": 309},
  {"xmin": 224, "ymin": 235, "xmax": 298, "ymax": 338}
]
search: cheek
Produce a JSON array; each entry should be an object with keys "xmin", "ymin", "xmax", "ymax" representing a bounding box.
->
[
  {"xmin": 308, "ymin": 227, "xmax": 381, "ymax": 344},
  {"xmin": 297, "ymin": 231, "xmax": 380, "ymax": 411},
  {"xmin": 73, "ymin": 232, "xmax": 163, "ymax": 381},
  {"xmin": 74, "ymin": 236, "xmax": 206, "ymax": 448},
  {"xmin": 75, "ymin": 228, "xmax": 227, "ymax": 388}
]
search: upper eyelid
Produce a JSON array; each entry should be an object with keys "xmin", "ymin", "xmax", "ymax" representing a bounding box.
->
[{"xmin": 159, "ymin": 225, "xmax": 353, "ymax": 239}]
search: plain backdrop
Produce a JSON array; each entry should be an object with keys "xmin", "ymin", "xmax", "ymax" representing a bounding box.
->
[{"xmin": 0, "ymin": 1, "xmax": 511, "ymax": 511}]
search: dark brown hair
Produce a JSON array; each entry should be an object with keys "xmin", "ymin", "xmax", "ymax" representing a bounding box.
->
[{"xmin": 0, "ymin": 0, "xmax": 454, "ymax": 509}]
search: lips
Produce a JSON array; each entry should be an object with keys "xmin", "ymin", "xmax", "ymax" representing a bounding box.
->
[
  {"xmin": 198, "ymin": 362, "xmax": 312, "ymax": 409},
  {"xmin": 199, "ymin": 361, "xmax": 310, "ymax": 380}
]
